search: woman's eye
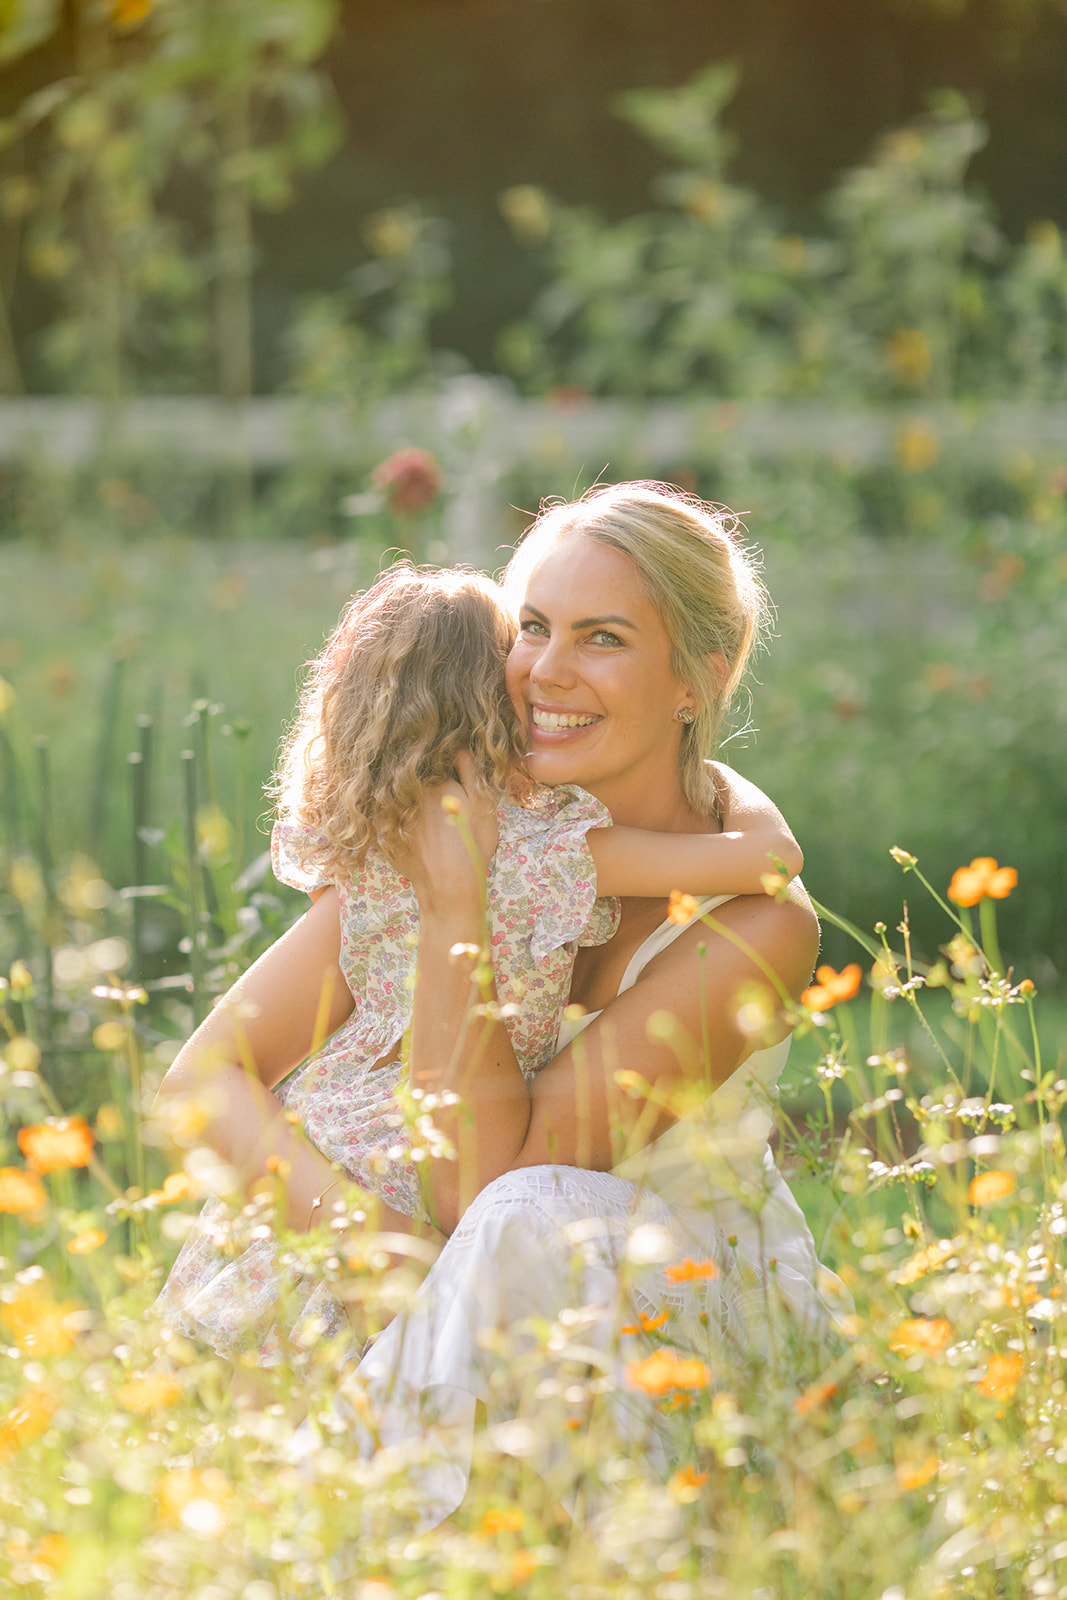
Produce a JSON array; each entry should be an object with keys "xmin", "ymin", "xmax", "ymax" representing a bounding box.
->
[
  {"xmin": 590, "ymin": 630, "xmax": 623, "ymax": 647},
  {"xmin": 520, "ymin": 617, "xmax": 547, "ymax": 637}
]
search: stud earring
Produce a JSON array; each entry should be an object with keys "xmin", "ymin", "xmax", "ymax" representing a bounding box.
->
[{"xmin": 676, "ymin": 706, "xmax": 694, "ymax": 725}]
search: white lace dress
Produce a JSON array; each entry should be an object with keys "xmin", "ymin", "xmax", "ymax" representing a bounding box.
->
[
  {"xmin": 152, "ymin": 787, "xmax": 619, "ymax": 1364},
  {"xmin": 324, "ymin": 895, "xmax": 848, "ymax": 1528}
]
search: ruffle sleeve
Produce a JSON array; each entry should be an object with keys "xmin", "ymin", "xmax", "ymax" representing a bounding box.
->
[
  {"xmin": 493, "ymin": 787, "xmax": 620, "ymax": 966},
  {"xmin": 271, "ymin": 817, "xmax": 333, "ymax": 895}
]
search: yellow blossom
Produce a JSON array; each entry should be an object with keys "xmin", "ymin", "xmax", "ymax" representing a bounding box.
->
[
  {"xmin": 667, "ymin": 889, "xmax": 699, "ymax": 925},
  {"xmin": 794, "ymin": 1377, "xmax": 837, "ymax": 1415},
  {"xmin": 67, "ymin": 1228, "xmax": 107, "ymax": 1254},
  {"xmin": 6, "ymin": 1036, "xmax": 40, "ymax": 1073},
  {"xmin": 895, "ymin": 418, "xmax": 940, "ymax": 473},
  {"xmin": 665, "ymin": 1257, "xmax": 719, "ymax": 1283},
  {"xmin": 893, "ymin": 1239, "xmax": 956, "ymax": 1285},
  {"xmin": 0, "ymin": 1390, "xmax": 58, "ymax": 1457},
  {"xmin": 896, "ymin": 1456, "xmax": 939, "ymax": 1491},
  {"xmin": 948, "ymin": 857, "xmax": 1017, "ymax": 907},
  {"xmin": 18, "ymin": 1118, "xmax": 94, "ymax": 1173},
  {"xmin": 0, "ymin": 1279, "xmax": 83, "ymax": 1356},
  {"xmin": 117, "ymin": 1373, "xmax": 182, "ymax": 1413},
  {"xmin": 802, "ymin": 964, "xmax": 862, "ymax": 1011}
]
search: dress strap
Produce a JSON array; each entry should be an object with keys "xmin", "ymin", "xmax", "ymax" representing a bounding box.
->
[{"xmin": 615, "ymin": 893, "xmax": 735, "ymax": 996}]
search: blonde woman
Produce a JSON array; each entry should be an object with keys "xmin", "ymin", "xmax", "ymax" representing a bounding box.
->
[
  {"xmin": 154, "ymin": 558, "xmax": 800, "ymax": 1365},
  {"xmin": 319, "ymin": 483, "xmax": 844, "ymax": 1526}
]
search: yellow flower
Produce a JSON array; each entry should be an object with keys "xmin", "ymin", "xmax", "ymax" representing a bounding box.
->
[
  {"xmin": 665, "ymin": 1257, "xmax": 719, "ymax": 1283},
  {"xmin": 95, "ymin": 1105, "xmax": 125, "ymax": 1140},
  {"xmin": 6, "ymin": 1036, "xmax": 41, "ymax": 1073},
  {"xmin": 888, "ymin": 1318, "xmax": 952, "ymax": 1357},
  {"xmin": 801, "ymin": 963, "xmax": 862, "ymax": 1011},
  {"xmin": 948, "ymin": 857, "xmax": 1018, "ymax": 907},
  {"xmin": 667, "ymin": 889, "xmax": 699, "ymax": 925},
  {"xmin": 145, "ymin": 1172, "xmax": 194, "ymax": 1205},
  {"xmin": 18, "ymin": 1118, "xmax": 95, "ymax": 1173},
  {"xmin": 968, "ymin": 1170, "xmax": 1016, "ymax": 1206},
  {"xmin": 896, "ymin": 1456, "xmax": 939, "ymax": 1491},
  {"xmin": 10, "ymin": 959, "xmax": 35, "ymax": 991},
  {"xmin": 117, "ymin": 1373, "xmax": 182, "ymax": 1413},
  {"xmin": 975, "ymin": 1351, "xmax": 1023, "ymax": 1400},
  {"xmin": 508, "ymin": 1549, "xmax": 539, "ymax": 1583},
  {"xmin": 625, "ymin": 1349, "xmax": 710, "ymax": 1395},
  {"xmin": 111, "ymin": 0, "xmax": 153, "ymax": 27},
  {"xmin": 0, "ymin": 1167, "xmax": 48, "ymax": 1214},
  {"xmin": 157, "ymin": 1467, "xmax": 232, "ymax": 1528},
  {"xmin": 893, "ymin": 1239, "xmax": 955, "ymax": 1285},
  {"xmin": 92, "ymin": 1020, "xmax": 127, "ymax": 1052},
  {"xmin": 886, "ymin": 328, "xmax": 932, "ymax": 388},
  {"xmin": 895, "ymin": 417, "xmax": 940, "ymax": 472},
  {"xmin": 0, "ymin": 1390, "xmax": 58, "ymax": 1457},
  {"xmin": 0, "ymin": 1278, "xmax": 83, "ymax": 1356},
  {"xmin": 0, "ymin": 675, "xmax": 15, "ymax": 715},
  {"xmin": 67, "ymin": 1228, "xmax": 107, "ymax": 1254},
  {"xmin": 480, "ymin": 1508, "xmax": 525, "ymax": 1535}
]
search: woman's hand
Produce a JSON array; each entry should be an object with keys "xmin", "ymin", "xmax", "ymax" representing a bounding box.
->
[{"xmin": 390, "ymin": 752, "xmax": 499, "ymax": 923}]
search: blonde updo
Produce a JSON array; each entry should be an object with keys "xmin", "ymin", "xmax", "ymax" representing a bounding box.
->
[{"xmin": 502, "ymin": 482, "xmax": 772, "ymax": 814}]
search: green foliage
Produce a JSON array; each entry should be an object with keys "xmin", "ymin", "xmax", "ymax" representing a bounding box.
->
[
  {"xmin": 499, "ymin": 74, "xmax": 1067, "ymax": 405},
  {"xmin": 0, "ymin": 0, "xmax": 342, "ymax": 399}
]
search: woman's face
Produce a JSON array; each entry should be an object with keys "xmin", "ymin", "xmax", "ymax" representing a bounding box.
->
[{"xmin": 505, "ymin": 535, "xmax": 694, "ymax": 821}]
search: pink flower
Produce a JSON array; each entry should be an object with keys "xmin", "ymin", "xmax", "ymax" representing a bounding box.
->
[{"xmin": 372, "ymin": 448, "xmax": 441, "ymax": 515}]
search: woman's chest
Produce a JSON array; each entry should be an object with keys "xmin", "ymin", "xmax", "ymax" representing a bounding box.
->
[{"xmin": 568, "ymin": 898, "xmax": 669, "ymax": 1012}]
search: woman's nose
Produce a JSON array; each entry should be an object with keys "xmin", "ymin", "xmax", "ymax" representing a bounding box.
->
[{"xmin": 530, "ymin": 634, "xmax": 576, "ymax": 691}]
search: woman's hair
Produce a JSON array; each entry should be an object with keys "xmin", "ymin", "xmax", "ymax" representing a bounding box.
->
[
  {"xmin": 274, "ymin": 563, "xmax": 523, "ymax": 875},
  {"xmin": 502, "ymin": 482, "xmax": 772, "ymax": 813}
]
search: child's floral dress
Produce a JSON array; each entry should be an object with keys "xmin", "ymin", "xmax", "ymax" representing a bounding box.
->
[{"xmin": 152, "ymin": 786, "xmax": 618, "ymax": 1365}]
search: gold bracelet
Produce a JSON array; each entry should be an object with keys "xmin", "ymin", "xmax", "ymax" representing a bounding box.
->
[{"xmin": 307, "ymin": 1177, "xmax": 342, "ymax": 1230}]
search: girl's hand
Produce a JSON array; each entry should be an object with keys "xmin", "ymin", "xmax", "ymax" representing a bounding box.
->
[{"xmin": 391, "ymin": 751, "xmax": 499, "ymax": 922}]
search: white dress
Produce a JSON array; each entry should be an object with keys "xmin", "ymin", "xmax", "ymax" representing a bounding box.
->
[{"xmin": 323, "ymin": 894, "xmax": 848, "ymax": 1529}]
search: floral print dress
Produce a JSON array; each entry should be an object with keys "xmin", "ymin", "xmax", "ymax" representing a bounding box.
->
[{"xmin": 152, "ymin": 787, "xmax": 619, "ymax": 1365}]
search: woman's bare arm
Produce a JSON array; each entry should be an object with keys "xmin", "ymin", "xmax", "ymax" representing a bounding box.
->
[
  {"xmin": 152, "ymin": 889, "xmax": 372, "ymax": 1229},
  {"xmin": 513, "ymin": 885, "xmax": 819, "ymax": 1171}
]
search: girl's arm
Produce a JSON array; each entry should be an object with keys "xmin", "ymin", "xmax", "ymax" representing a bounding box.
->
[{"xmin": 587, "ymin": 761, "xmax": 802, "ymax": 899}]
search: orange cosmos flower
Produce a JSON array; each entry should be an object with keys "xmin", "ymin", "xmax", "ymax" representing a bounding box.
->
[
  {"xmin": 0, "ymin": 1390, "xmax": 58, "ymax": 1457},
  {"xmin": 794, "ymin": 1377, "xmax": 838, "ymax": 1415},
  {"xmin": 146, "ymin": 1172, "xmax": 194, "ymax": 1205},
  {"xmin": 626, "ymin": 1349, "xmax": 711, "ymax": 1395},
  {"xmin": 508, "ymin": 1550, "xmax": 539, "ymax": 1583},
  {"xmin": 889, "ymin": 1318, "xmax": 952, "ymax": 1356},
  {"xmin": 665, "ymin": 1257, "xmax": 719, "ymax": 1283},
  {"xmin": 0, "ymin": 1166, "xmax": 48, "ymax": 1214},
  {"xmin": 18, "ymin": 1118, "xmax": 94, "ymax": 1173},
  {"xmin": 667, "ymin": 890, "xmax": 699, "ymax": 926},
  {"xmin": 948, "ymin": 858, "xmax": 1017, "ymax": 908},
  {"xmin": 480, "ymin": 1508, "xmax": 525, "ymax": 1535},
  {"xmin": 801, "ymin": 963, "xmax": 862, "ymax": 1011},
  {"xmin": 671, "ymin": 1464, "xmax": 710, "ymax": 1501},
  {"xmin": 969, "ymin": 1170, "xmax": 1016, "ymax": 1206},
  {"xmin": 116, "ymin": 1373, "xmax": 182, "ymax": 1413},
  {"xmin": 621, "ymin": 1308, "xmax": 670, "ymax": 1335},
  {"xmin": 895, "ymin": 1456, "xmax": 939, "ymax": 1491},
  {"xmin": 67, "ymin": 1228, "xmax": 107, "ymax": 1254},
  {"xmin": 976, "ymin": 1351, "xmax": 1024, "ymax": 1400}
]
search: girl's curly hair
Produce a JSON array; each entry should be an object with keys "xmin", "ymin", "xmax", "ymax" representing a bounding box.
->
[{"xmin": 273, "ymin": 564, "xmax": 523, "ymax": 878}]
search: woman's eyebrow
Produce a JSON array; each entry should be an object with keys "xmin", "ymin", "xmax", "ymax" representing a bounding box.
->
[{"xmin": 522, "ymin": 604, "xmax": 638, "ymax": 631}]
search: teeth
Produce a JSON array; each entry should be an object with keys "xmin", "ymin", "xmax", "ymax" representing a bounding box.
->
[{"xmin": 532, "ymin": 708, "xmax": 598, "ymax": 731}]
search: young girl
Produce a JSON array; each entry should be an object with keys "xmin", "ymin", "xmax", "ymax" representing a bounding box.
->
[{"xmin": 153, "ymin": 563, "xmax": 802, "ymax": 1367}]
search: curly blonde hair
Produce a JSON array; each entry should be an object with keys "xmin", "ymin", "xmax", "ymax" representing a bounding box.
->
[
  {"xmin": 274, "ymin": 564, "xmax": 523, "ymax": 877},
  {"xmin": 502, "ymin": 482, "xmax": 772, "ymax": 815}
]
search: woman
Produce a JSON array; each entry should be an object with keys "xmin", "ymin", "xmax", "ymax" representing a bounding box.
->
[{"xmin": 316, "ymin": 483, "xmax": 841, "ymax": 1526}]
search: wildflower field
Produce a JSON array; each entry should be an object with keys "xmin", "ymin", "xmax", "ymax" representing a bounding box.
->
[{"xmin": 1, "ymin": 531, "xmax": 1067, "ymax": 1600}]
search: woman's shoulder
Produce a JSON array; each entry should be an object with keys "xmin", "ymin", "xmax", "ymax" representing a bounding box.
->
[{"xmin": 497, "ymin": 784, "xmax": 611, "ymax": 842}]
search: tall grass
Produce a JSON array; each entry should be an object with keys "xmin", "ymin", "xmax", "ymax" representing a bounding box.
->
[{"xmin": 1, "ymin": 641, "xmax": 1065, "ymax": 1597}]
